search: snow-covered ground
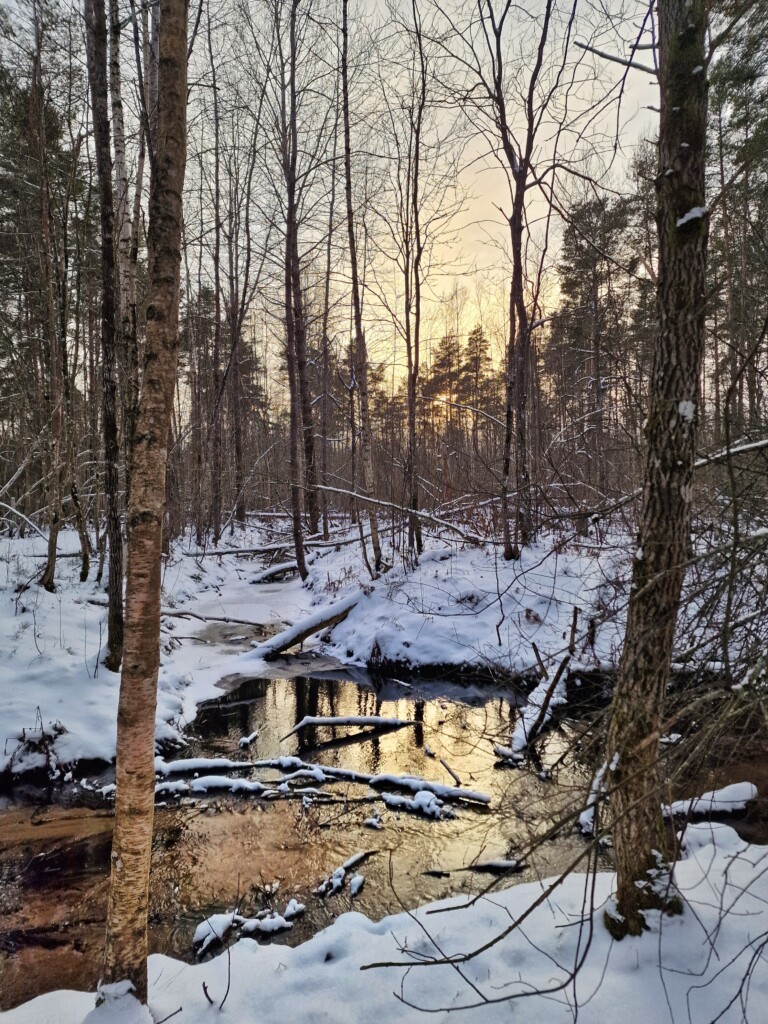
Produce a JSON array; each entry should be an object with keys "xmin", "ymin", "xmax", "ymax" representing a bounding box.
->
[
  {"xmin": 2, "ymin": 523, "xmax": 766, "ymax": 1023},
  {"xmin": 2, "ymin": 821, "xmax": 766, "ymax": 1023},
  {"xmin": 1, "ymin": 522, "xmax": 628, "ymax": 776}
]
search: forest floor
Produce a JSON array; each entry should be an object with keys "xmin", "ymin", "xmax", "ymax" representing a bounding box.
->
[{"xmin": 0, "ymin": 520, "xmax": 766, "ymax": 1022}]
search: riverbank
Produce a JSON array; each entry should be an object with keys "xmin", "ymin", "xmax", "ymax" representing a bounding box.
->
[{"xmin": 1, "ymin": 522, "xmax": 627, "ymax": 781}]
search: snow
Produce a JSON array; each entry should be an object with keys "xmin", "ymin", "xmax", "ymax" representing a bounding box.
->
[
  {"xmin": 155, "ymin": 775, "xmax": 268, "ymax": 797},
  {"xmin": 349, "ymin": 874, "xmax": 365, "ymax": 897},
  {"xmin": 240, "ymin": 914, "xmax": 292, "ymax": 935},
  {"xmin": 1, "ymin": 524, "xmax": 632, "ymax": 777},
  {"xmin": 192, "ymin": 911, "xmax": 239, "ymax": 953},
  {"xmin": 251, "ymin": 591, "xmax": 361, "ymax": 659},
  {"xmin": 5, "ymin": 823, "xmax": 767, "ymax": 1024},
  {"xmin": 676, "ymin": 205, "xmax": 708, "ymax": 227},
  {"xmin": 283, "ymin": 898, "xmax": 305, "ymax": 919},
  {"xmin": 509, "ymin": 672, "xmax": 567, "ymax": 755},
  {"xmin": 154, "ymin": 756, "xmax": 254, "ymax": 775},
  {"xmin": 677, "ymin": 399, "xmax": 696, "ymax": 421},
  {"xmin": 665, "ymin": 781, "xmax": 758, "ymax": 817},
  {"xmin": 467, "ymin": 859, "xmax": 521, "ymax": 873},
  {"xmin": 578, "ymin": 760, "xmax": 608, "ymax": 835},
  {"xmin": 81, "ymin": 982, "xmax": 153, "ymax": 1024},
  {"xmin": 238, "ymin": 730, "xmax": 259, "ymax": 748},
  {"xmin": 381, "ymin": 789, "xmax": 454, "ymax": 819}
]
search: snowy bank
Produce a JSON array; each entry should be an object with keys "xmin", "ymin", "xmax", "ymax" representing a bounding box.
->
[
  {"xmin": 3, "ymin": 822, "xmax": 766, "ymax": 1023},
  {"xmin": 1, "ymin": 524, "xmax": 627, "ymax": 778}
]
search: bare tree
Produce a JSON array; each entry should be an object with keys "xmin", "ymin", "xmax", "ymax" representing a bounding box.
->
[
  {"xmin": 604, "ymin": 0, "xmax": 710, "ymax": 937},
  {"xmin": 342, "ymin": 0, "xmax": 382, "ymax": 572},
  {"xmin": 86, "ymin": 0, "xmax": 123, "ymax": 670}
]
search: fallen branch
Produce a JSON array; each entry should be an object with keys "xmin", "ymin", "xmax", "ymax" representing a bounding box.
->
[
  {"xmin": 315, "ymin": 485, "xmax": 485, "ymax": 546},
  {"xmin": 182, "ymin": 531, "xmax": 370, "ymax": 558},
  {"xmin": 523, "ymin": 653, "xmax": 572, "ymax": 749},
  {"xmin": 281, "ymin": 715, "xmax": 415, "ymax": 741},
  {"xmin": 87, "ymin": 598, "xmax": 271, "ymax": 629},
  {"xmin": 439, "ymin": 758, "xmax": 462, "ymax": 787},
  {"xmin": 182, "ymin": 541, "xmax": 293, "ymax": 557}
]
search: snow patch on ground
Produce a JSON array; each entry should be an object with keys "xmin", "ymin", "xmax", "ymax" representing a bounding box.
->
[{"xmin": 5, "ymin": 823, "xmax": 767, "ymax": 1024}]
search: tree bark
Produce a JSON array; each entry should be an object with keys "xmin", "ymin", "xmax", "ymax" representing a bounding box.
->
[
  {"xmin": 341, "ymin": 0, "xmax": 382, "ymax": 573},
  {"xmin": 101, "ymin": 0, "xmax": 188, "ymax": 1001},
  {"xmin": 605, "ymin": 0, "xmax": 709, "ymax": 939},
  {"xmin": 86, "ymin": 0, "xmax": 124, "ymax": 670}
]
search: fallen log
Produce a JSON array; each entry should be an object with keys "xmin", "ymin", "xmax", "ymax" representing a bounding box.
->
[
  {"xmin": 251, "ymin": 592, "xmax": 360, "ymax": 660},
  {"xmin": 250, "ymin": 560, "xmax": 298, "ymax": 584}
]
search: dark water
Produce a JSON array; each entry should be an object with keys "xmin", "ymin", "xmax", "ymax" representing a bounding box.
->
[{"xmin": 0, "ymin": 667, "xmax": 598, "ymax": 1010}]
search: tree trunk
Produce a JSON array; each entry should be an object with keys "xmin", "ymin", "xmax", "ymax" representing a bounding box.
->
[
  {"xmin": 605, "ymin": 0, "xmax": 709, "ymax": 939},
  {"xmin": 320, "ymin": 119, "xmax": 337, "ymax": 541},
  {"xmin": 208, "ymin": 8, "xmax": 223, "ymax": 546},
  {"xmin": 101, "ymin": 0, "xmax": 188, "ymax": 1001},
  {"xmin": 86, "ymin": 0, "xmax": 123, "ymax": 671},
  {"xmin": 341, "ymin": 0, "xmax": 381, "ymax": 574}
]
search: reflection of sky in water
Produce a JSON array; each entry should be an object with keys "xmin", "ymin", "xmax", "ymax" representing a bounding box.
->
[{"xmin": 0, "ymin": 673, "xmax": 596, "ymax": 1011}]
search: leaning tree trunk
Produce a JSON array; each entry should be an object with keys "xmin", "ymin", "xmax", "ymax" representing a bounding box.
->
[
  {"xmin": 604, "ymin": 0, "xmax": 709, "ymax": 939},
  {"xmin": 86, "ymin": 0, "xmax": 123, "ymax": 671},
  {"xmin": 101, "ymin": 0, "xmax": 188, "ymax": 1001}
]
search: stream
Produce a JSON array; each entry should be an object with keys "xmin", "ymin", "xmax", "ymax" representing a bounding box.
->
[
  {"xmin": 0, "ymin": 650, "xmax": 605, "ymax": 1011},
  {"xmin": 7, "ymin": 634, "xmax": 764, "ymax": 1013}
]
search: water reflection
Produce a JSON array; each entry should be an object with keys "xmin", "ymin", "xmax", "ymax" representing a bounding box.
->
[{"xmin": 0, "ymin": 671, "xmax": 595, "ymax": 1011}]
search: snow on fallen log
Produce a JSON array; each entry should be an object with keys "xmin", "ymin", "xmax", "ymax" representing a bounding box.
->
[
  {"xmin": 664, "ymin": 782, "xmax": 758, "ymax": 818},
  {"xmin": 155, "ymin": 775, "xmax": 270, "ymax": 797},
  {"xmin": 281, "ymin": 715, "xmax": 415, "ymax": 741},
  {"xmin": 314, "ymin": 851, "xmax": 374, "ymax": 897},
  {"xmin": 249, "ymin": 561, "xmax": 298, "ymax": 584},
  {"xmin": 370, "ymin": 772, "xmax": 489, "ymax": 804},
  {"xmin": 239, "ymin": 730, "xmax": 259, "ymax": 749},
  {"xmin": 154, "ymin": 756, "xmax": 254, "ymax": 775},
  {"xmin": 153, "ymin": 753, "xmax": 491, "ymax": 808},
  {"xmin": 251, "ymin": 592, "xmax": 360, "ymax": 660},
  {"xmin": 283, "ymin": 899, "xmax": 305, "ymax": 919},
  {"xmin": 496, "ymin": 655, "xmax": 571, "ymax": 763},
  {"xmin": 381, "ymin": 790, "xmax": 455, "ymax": 819},
  {"xmin": 249, "ymin": 756, "xmax": 491, "ymax": 806},
  {"xmin": 240, "ymin": 914, "xmax": 293, "ymax": 935},
  {"xmin": 193, "ymin": 912, "xmax": 241, "ymax": 954}
]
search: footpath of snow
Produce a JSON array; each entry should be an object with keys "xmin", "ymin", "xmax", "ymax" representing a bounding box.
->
[
  {"xmin": 0, "ymin": 523, "xmax": 627, "ymax": 775},
  {"xmin": 3, "ymin": 821, "xmax": 767, "ymax": 1024}
]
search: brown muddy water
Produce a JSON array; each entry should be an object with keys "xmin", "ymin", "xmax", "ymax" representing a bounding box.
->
[{"xmin": 0, "ymin": 662, "xmax": 604, "ymax": 1011}]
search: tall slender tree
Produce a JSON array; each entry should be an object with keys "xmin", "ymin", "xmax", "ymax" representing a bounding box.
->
[
  {"xmin": 604, "ymin": 0, "xmax": 710, "ymax": 938},
  {"xmin": 85, "ymin": 0, "xmax": 123, "ymax": 670},
  {"xmin": 101, "ymin": 0, "xmax": 188, "ymax": 1001}
]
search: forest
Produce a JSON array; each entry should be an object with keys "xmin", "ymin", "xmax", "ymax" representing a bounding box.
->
[{"xmin": 0, "ymin": 0, "xmax": 767, "ymax": 1021}]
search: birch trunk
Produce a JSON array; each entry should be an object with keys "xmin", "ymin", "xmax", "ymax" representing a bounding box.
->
[{"xmin": 101, "ymin": 0, "xmax": 188, "ymax": 999}]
